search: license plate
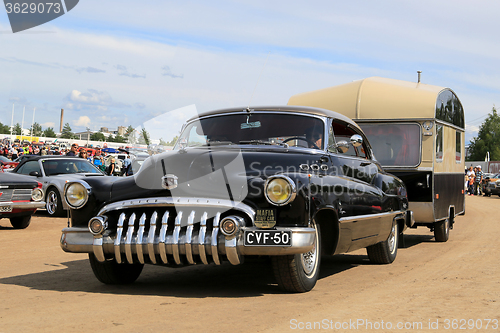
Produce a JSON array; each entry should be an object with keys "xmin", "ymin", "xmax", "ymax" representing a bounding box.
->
[
  {"xmin": 0, "ymin": 206, "xmax": 13, "ymax": 213},
  {"xmin": 244, "ymin": 230, "xmax": 291, "ymax": 246}
]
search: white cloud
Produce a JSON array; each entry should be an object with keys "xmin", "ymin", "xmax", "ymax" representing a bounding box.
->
[
  {"xmin": 2, "ymin": 0, "xmax": 500, "ymax": 139},
  {"xmin": 42, "ymin": 122, "xmax": 55, "ymax": 128},
  {"xmin": 74, "ymin": 116, "xmax": 91, "ymax": 127}
]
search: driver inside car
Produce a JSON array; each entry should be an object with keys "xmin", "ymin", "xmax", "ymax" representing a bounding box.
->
[{"xmin": 305, "ymin": 128, "xmax": 323, "ymax": 149}]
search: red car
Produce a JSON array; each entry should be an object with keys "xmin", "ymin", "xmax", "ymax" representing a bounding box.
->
[
  {"xmin": 0, "ymin": 172, "xmax": 45, "ymax": 228},
  {"xmin": 0, "ymin": 156, "xmax": 18, "ymax": 170}
]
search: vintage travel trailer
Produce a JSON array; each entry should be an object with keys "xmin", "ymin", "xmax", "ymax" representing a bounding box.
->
[{"xmin": 288, "ymin": 76, "xmax": 465, "ymax": 242}]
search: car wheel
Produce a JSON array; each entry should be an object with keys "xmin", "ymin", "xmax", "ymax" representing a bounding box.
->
[
  {"xmin": 434, "ymin": 218, "xmax": 450, "ymax": 242},
  {"xmin": 46, "ymin": 188, "xmax": 64, "ymax": 217},
  {"xmin": 367, "ymin": 220, "xmax": 398, "ymax": 264},
  {"xmin": 88, "ymin": 253, "xmax": 144, "ymax": 284},
  {"xmin": 272, "ymin": 222, "xmax": 321, "ymax": 293},
  {"xmin": 10, "ymin": 215, "xmax": 31, "ymax": 229}
]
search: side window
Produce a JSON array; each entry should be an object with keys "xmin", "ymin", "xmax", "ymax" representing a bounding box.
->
[
  {"xmin": 436, "ymin": 125, "xmax": 443, "ymax": 162},
  {"xmin": 18, "ymin": 161, "xmax": 41, "ymax": 175},
  {"xmin": 329, "ymin": 121, "xmax": 369, "ymax": 159},
  {"xmin": 456, "ymin": 131, "xmax": 461, "ymax": 162}
]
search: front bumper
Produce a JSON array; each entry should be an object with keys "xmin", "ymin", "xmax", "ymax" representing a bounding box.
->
[
  {"xmin": 61, "ymin": 226, "xmax": 315, "ymax": 266},
  {"xmin": 0, "ymin": 201, "xmax": 45, "ymax": 213},
  {"xmin": 61, "ymin": 196, "xmax": 315, "ymax": 266}
]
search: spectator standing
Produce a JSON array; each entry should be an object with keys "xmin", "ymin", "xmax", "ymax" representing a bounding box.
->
[
  {"xmin": 475, "ymin": 166, "xmax": 483, "ymax": 195},
  {"xmin": 121, "ymin": 153, "xmax": 131, "ymax": 176},
  {"xmin": 78, "ymin": 149, "xmax": 89, "ymax": 159},
  {"xmin": 66, "ymin": 144, "xmax": 78, "ymax": 156},
  {"xmin": 466, "ymin": 166, "xmax": 475, "ymax": 195},
  {"xmin": 106, "ymin": 158, "xmax": 116, "ymax": 176}
]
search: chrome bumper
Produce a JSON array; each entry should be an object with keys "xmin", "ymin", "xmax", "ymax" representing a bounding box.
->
[
  {"xmin": 60, "ymin": 225, "xmax": 315, "ymax": 266},
  {"xmin": 0, "ymin": 201, "xmax": 45, "ymax": 210}
]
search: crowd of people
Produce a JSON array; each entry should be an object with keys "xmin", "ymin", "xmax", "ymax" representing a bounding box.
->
[
  {"xmin": 0, "ymin": 141, "xmax": 132, "ymax": 176},
  {"xmin": 465, "ymin": 165, "xmax": 484, "ymax": 195}
]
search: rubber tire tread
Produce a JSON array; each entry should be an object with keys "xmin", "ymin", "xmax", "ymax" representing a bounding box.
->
[
  {"xmin": 272, "ymin": 224, "xmax": 321, "ymax": 293},
  {"xmin": 10, "ymin": 215, "xmax": 31, "ymax": 229},
  {"xmin": 366, "ymin": 222, "xmax": 398, "ymax": 264},
  {"xmin": 434, "ymin": 219, "xmax": 449, "ymax": 242},
  {"xmin": 46, "ymin": 188, "xmax": 64, "ymax": 217},
  {"xmin": 88, "ymin": 253, "xmax": 144, "ymax": 284}
]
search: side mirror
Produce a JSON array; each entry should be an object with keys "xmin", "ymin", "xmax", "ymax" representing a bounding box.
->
[
  {"xmin": 350, "ymin": 134, "xmax": 363, "ymax": 147},
  {"xmin": 29, "ymin": 171, "xmax": 41, "ymax": 177}
]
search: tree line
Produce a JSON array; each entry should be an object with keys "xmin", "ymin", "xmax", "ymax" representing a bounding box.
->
[
  {"xmin": 0, "ymin": 122, "xmax": 178, "ymax": 146},
  {"xmin": 467, "ymin": 107, "xmax": 500, "ymax": 161}
]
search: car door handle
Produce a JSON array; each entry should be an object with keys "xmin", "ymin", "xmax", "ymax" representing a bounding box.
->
[{"xmin": 360, "ymin": 162, "xmax": 372, "ymax": 166}]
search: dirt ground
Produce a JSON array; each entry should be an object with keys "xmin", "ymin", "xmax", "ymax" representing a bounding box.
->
[{"xmin": 0, "ymin": 195, "xmax": 499, "ymax": 333}]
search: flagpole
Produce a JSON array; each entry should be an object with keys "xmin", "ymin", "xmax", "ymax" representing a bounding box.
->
[
  {"xmin": 21, "ymin": 106, "xmax": 25, "ymax": 141},
  {"xmin": 30, "ymin": 107, "xmax": 36, "ymax": 143},
  {"xmin": 10, "ymin": 104, "xmax": 14, "ymax": 142}
]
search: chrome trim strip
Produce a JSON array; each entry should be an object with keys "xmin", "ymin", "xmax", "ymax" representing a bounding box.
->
[
  {"xmin": 211, "ymin": 212, "xmax": 221, "ymax": 265},
  {"xmin": 158, "ymin": 211, "xmax": 169, "ymax": 264},
  {"xmin": 198, "ymin": 212, "xmax": 208, "ymax": 265},
  {"xmin": 92, "ymin": 236, "xmax": 105, "ymax": 262},
  {"xmin": 147, "ymin": 211, "xmax": 158, "ymax": 264},
  {"xmin": 136, "ymin": 213, "xmax": 146, "ymax": 264},
  {"xmin": 114, "ymin": 213, "xmax": 126, "ymax": 263},
  {"xmin": 97, "ymin": 197, "xmax": 255, "ymax": 224},
  {"xmin": 125, "ymin": 213, "xmax": 136, "ymax": 264},
  {"xmin": 172, "ymin": 211, "xmax": 183, "ymax": 265},
  {"xmin": 185, "ymin": 210, "xmax": 195, "ymax": 264},
  {"xmin": 339, "ymin": 211, "xmax": 403, "ymax": 223}
]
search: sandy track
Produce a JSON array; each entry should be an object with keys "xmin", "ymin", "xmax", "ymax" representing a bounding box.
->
[{"xmin": 1, "ymin": 195, "xmax": 499, "ymax": 332}]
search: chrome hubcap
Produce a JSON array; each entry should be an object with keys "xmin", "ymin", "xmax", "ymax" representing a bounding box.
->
[
  {"xmin": 47, "ymin": 191, "xmax": 57, "ymax": 215},
  {"xmin": 388, "ymin": 223, "xmax": 397, "ymax": 254},
  {"xmin": 301, "ymin": 224, "xmax": 318, "ymax": 276}
]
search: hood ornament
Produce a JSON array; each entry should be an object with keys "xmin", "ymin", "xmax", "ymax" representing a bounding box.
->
[{"xmin": 162, "ymin": 174, "xmax": 178, "ymax": 190}]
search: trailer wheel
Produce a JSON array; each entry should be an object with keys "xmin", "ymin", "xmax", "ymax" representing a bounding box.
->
[{"xmin": 434, "ymin": 218, "xmax": 450, "ymax": 242}]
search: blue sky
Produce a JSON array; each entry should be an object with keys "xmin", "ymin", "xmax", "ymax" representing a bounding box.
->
[{"xmin": 0, "ymin": 0, "xmax": 498, "ymax": 144}]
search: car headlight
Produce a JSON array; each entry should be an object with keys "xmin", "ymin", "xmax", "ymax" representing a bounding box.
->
[
  {"xmin": 31, "ymin": 188, "xmax": 44, "ymax": 202},
  {"xmin": 65, "ymin": 182, "xmax": 89, "ymax": 209},
  {"xmin": 264, "ymin": 175, "xmax": 296, "ymax": 206}
]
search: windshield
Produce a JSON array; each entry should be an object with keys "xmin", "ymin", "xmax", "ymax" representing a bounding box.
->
[
  {"xmin": 0, "ymin": 156, "xmax": 11, "ymax": 163},
  {"xmin": 42, "ymin": 159, "xmax": 104, "ymax": 176},
  {"xmin": 359, "ymin": 123, "xmax": 421, "ymax": 167},
  {"xmin": 175, "ymin": 113, "xmax": 325, "ymax": 150}
]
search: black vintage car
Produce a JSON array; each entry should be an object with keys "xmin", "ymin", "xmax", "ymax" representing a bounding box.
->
[
  {"xmin": 0, "ymin": 172, "xmax": 45, "ymax": 229},
  {"xmin": 60, "ymin": 106, "xmax": 411, "ymax": 292}
]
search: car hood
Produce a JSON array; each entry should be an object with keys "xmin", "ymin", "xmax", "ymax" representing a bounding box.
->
[{"xmin": 107, "ymin": 146, "xmax": 324, "ymax": 203}]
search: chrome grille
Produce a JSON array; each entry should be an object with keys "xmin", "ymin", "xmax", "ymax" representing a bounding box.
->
[
  {"xmin": 98, "ymin": 207, "xmax": 244, "ymax": 266},
  {"xmin": 0, "ymin": 189, "xmax": 13, "ymax": 202},
  {"xmin": 12, "ymin": 189, "xmax": 32, "ymax": 201}
]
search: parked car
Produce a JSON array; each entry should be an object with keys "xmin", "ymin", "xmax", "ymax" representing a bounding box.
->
[
  {"xmin": 0, "ymin": 172, "xmax": 45, "ymax": 228},
  {"xmin": 10, "ymin": 156, "xmax": 106, "ymax": 217},
  {"xmin": 0, "ymin": 155, "xmax": 19, "ymax": 170},
  {"xmin": 484, "ymin": 175, "xmax": 500, "ymax": 197},
  {"xmin": 483, "ymin": 173, "xmax": 500, "ymax": 196},
  {"xmin": 126, "ymin": 152, "xmax": 150, "ymax": 176},
  {"xmin": 60, "ymin": 106, "xmax": 410, "ymax": 292}
]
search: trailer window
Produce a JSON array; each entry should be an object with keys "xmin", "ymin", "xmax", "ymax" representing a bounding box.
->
[
  {"xmin": 456, "ymin": 131, "xmax": 462, "ymax": 162},
  {"xmin": 436, "ymin": 125, "xmax": 443, "ymax": 162},
  {"xmin": 359, "ymin": 123, "xmax": 420, "ymax": 167}
]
